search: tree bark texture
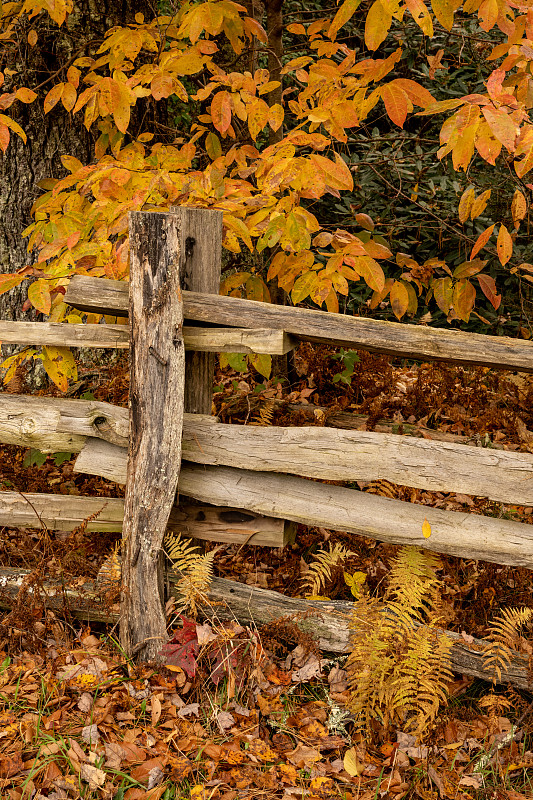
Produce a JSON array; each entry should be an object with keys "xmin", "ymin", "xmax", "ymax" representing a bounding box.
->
[{"xmin": 120, "ymin": 211, "xmax": 185, "ymax": 662}]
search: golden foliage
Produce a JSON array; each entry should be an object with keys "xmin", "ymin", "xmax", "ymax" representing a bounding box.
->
[
  {"xmin": 96, "ymin": 541, "xmax": 122, "ymax": 590},
  {"xmin": 346, "ymin": 546, "xmax": 453, "ymax": 740},
  {"xmin": 164, "ymin": 532, "xmax": 217, "ymax": 618},
  {"xmin": 301, "ymin": 542, "xmax": 355, "ymax": 598},
  {"xmin": 483, "ymin": 607, "xmax": 533, "ymax": 683},
  {"xmin": 251, "ymin": 398, "xmax": 275, "ymax": 426}
]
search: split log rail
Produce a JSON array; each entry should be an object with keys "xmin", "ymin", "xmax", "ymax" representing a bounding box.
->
[{"xmin": 1, "ymin": 208, "xmax": 533, "ymax": 681}]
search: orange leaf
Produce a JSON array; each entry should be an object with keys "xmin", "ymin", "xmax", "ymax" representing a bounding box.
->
[
  {"xmin": 496, "ymin": 224, "xmax": 513, "ymax": 265},
  {"xmin": 211, "ymin": 91, "xmax": 232, "ymax": 134},
  {"xmin": 477, "ymin": 273, "xmax": 501, "ymax": 310},
  {"xmin": 61, "ymin": 82, "xmax": 77, "ymax": 112},
  {"xmin": 405, "ymin": 0, "xmax": 433, "ymax": 35},
  {"xmin": 469, "ymin": 223, "xmax": 495, "ymax": 259},
  {"xmin": 392, "ymin": 78, "xmax": 435, "ymax": 108},
  {"xmin": 28, "ymin": 29, "xmax": 38, "ymax": 46},
  {"xmin": 0, "ymin": 272, "xmax": 26, "ymax": 295},
  {"xmin": 16, "ymin": 87, "xmax": 37, "ymax": 103},
  {"xmin": 381, "ymin": 83, "xmax": 409, "ymax": 128},
  {"xmin": 44, "ymin": 83, "xmax": 64, "ymax": 114},
  {"xmin": 482, "ymin": 106, "xmax": 518, "ymax": 151},
  {"xmin": 355, "ymin": 255, "xmax": 385, "ymax": 293}
]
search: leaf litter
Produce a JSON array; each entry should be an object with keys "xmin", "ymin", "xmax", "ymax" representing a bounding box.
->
[{"xmin": 1, "ymin": 350, "xmax": 533, "ymax": 797}]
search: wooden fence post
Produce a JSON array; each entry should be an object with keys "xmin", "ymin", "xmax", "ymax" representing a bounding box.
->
[
  {"xmin": 120, "ymin": 211, "xmax": 185, "ymax": 662},
  {"xmin": 170, "ymin": 207, "xmax": 223, "ymax": 415}
]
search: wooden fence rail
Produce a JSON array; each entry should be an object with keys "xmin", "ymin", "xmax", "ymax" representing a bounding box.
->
[
  {"xmin": 65, "ymin": 275, "xmax": 533, "ymax": 372},
  {"xmin": 2, "ymin": 206, "xmax": 533, "ymax": 666}
]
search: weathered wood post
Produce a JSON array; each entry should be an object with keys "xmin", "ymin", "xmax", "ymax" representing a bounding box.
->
[
  {"xmin": 170, "ymin": 206, "xmax": 223, "ymax": 415},
  {"xmin": 120, "ymin": 211, "xmax": 186, "ymax": 661}
]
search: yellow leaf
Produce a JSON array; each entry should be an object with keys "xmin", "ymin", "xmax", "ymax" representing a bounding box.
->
[
  {"xmin": 42, "ymin": 345, "xmax": 77, "ymax": 393},
  {"xmin": 15, "ymin": 87, "xmax": 37, "ymax": 104},
  {"xmin": 497, "ymin": 224, "xmax": 513, "ymax": 265},
  {"xmin": 28, "ymin": 29, "xmax": 38, "ymax": 47},
  {"xmin": 458, "ymin": 186, "xmax": 475, "ymax": 223},
  {"xmin": 422, "ymin": 518, "xmax": 431, "ymax": 538},
  {"xmin": 470, "ymin": 189, "xmax": 491, "ymax": 220},
  {"xmin": 28, "ymin": 278, "xmax": 51, "ymax": 315},
  {"xmin": 365, "ymin": 0, "xmax": 393, "ymax": 50},
  {"xmin": 511, "ymin": 190, "xmax": 527, "ymax": 226},
  {"xmin": 328, "ymin": 0, "xmax": 363, "ymax": 40},
  {"xmin": 344, "ymin": 746, "xmax": 364, "ymax": 777}
]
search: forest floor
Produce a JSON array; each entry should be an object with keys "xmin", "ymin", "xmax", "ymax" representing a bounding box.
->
[{"xmin": 1, "ymin": 344, "xmax": 533, "ymax": 800}]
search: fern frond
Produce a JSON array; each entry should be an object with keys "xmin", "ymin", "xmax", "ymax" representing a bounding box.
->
[
  {"xmin": 252, "ymin": 398, "xmax": 275, "ymax": 426},
  {"xmin": 163, "ymin": 532, "xmax": 201, "ymax": 572},
  {"xmin": 483, "ymin": 607, "xmax": 533, "ymax": 683},
  {"xmin": 386, "ymin": 546, "xmax": 443, "ymax": 631},
  {"xmin": 173, "ymin": 549, "xmax": 217, "ymax": 618},
  {"xmin": 164, "ymin": 532, "xmax": 217, "ymax": 617},
  {"xmin": 302, "ymin": 542, "xmax": 355, "ymax": 597},
  {"xmin": 96, "ymin": 541, "xmax": 122, "ymax": 589},
  {"xmin": 346, "ymin": 545, "xmax": 452, "ymax": 741}
]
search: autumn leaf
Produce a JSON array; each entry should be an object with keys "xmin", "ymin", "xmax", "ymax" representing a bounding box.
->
[
  {"xmin": 422, "ymin": 518, "xmax": 431, "ymax": 538},
  {"xmin": 470, "ymin": 189, "xmax": 491, "ymax": 220},
  {"xmin": 390, "ymin": 280, "xmax": 409, "ymax": 319},
  {"xmin": 365, "ymin": 0, "xmax": 393, "ymax": 50},
  {"xmin": 41, "ymin": 345, "xmax": 77, "ymax": 393},
  {"xmin": 161, "ymin": 617, "xmax": 199, "ymax": 678},
  {"xmin": 469, "ymin": 224, "xmax": 495, "ymax": 260},
  {"xmin": 211, "ymin": 90, "xmax": 232, "ymax": 134},
  {"xmin": 511, "ymin": 190, "xmax": 527, "ymax": 227},
  {"xmin": 381, "ymin": 83, "xmax": 409, "ymax": 128},
  {"xmin": 28, "ymin": 278, "xmax": 51, "ymax": 315},
  {"xmin": 477, "ymin": 273, "xmax": 501, "ymax": 309},
  {"xmin": 328, "ymin": 0, "xmax": 362, "ymax": 40},
  {"xmin": 458, "ymin": 186, "xmax": 475, "ymax": 223},
  {"xmin": 496, "ymin": 224, "xmax": 513, "ymax": 265}
]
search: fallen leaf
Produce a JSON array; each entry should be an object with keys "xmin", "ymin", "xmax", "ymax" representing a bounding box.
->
[
  {"xmin": 343, "ymin": 746, "xmax": 364, "ymax": 777},
  {"xmin": 80, "ymin": 763, "xmax": 106, "ymax": 790}
]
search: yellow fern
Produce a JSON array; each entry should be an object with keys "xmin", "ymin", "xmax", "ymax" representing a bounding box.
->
[
  {"xmin": 346, "ymin": 545, "xmax": 453, "ymax": 740},
  {"xmin": 96, "ymin": 541, "xmax": 122, "ymax": 590},
  {"xmin": 164, "ymin": 532, "xmax": 217, "ymax": 617},
  {"xmin": 251, "ymin": 398, "xmax": 275, "ymax": 426},
  {"xmin": 483, "ymin": 607, "xmax": 533, "ymax": 683},
  {"xmin": 301, "ymin": 542, "xmax": 355, "ymax": 598}
]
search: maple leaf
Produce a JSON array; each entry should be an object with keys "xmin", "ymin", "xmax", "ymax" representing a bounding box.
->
[{"xmin": 161, "ymin": 616, "xmax": 199, "ymax": 677}]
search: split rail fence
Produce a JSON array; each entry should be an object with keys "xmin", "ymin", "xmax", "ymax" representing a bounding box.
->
[{"xmin": 2, "ymin": 208, "xmax": 533, "ymax": 683}]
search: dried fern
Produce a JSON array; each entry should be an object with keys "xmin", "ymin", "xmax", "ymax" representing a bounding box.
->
[
  {"xmin": 346, "ymin": 545, "xmax": 453, "ymax": 740},
  {"xmin": 96, "ymin": 541, "xmax": 122, "ymax": 590},
  {"xmin": 483, "ymin": 607, "xmax": 533, "ymax": 682},
  {"xmin": 252, "ymin": 398, "xmax": 275, "ymax": 426},
  {"xmin": 164, "ymin": 532, "xmax": 217, "ymax": 617},
  {"xmin": 301, "ymin": 542, "xmax": 355, "ymax": 598}
]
